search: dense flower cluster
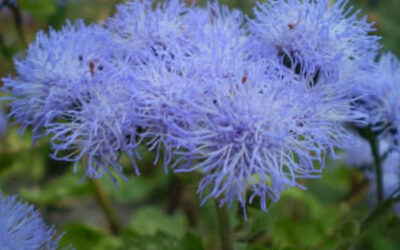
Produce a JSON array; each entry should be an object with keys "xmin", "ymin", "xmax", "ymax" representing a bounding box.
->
[
  {"xmin": 2, "ymin": 0, "xmax": 398, "ymax": 213},
  {"xmin": 249, "ymin": 0, "xmax": 380, "ymax": 83},
  {"xmin": 0, "ymin": 194, "xmax": 63, "ymax": 250}
]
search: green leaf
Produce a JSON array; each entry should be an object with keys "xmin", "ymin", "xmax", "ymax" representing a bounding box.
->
[
  {"xmin": 129, "ymin": 206, "xmax": 187, "ymax": 238},
  {"xmin": 101, "ymin": 174, "xmax": 155, "ymax": 204},
  {"xmin": 180, "ymin": 233, "xmax": 204, "ymax": 250},
  {"xmin": 59, "ymin": 223, "xmax": 110, "ymax": 250},
  {"xmin": 121, "ymin": 231, "xmax": 180, "ymax": 250},
  {"xmin": 19, "ymin": 171, "xmax": 90, "ymax": 206}
]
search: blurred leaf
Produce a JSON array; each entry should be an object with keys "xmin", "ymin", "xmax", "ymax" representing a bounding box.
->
[
  {"xmin": 59, "ymin": 223, "xmax": 114, "ymax": 250},
  {"xmin": 121, "ymin": 231, "xmax": 179, "ymax": 250},
  {"xmin": 102, "ymin": 175, "xmax": 155, "ymax": 204},
  {"xmin": 180, "ymin": 232, "xmax": 204, "ymax": 250},
  {"xmin": 129, "ymin": 206, "xmax": 187, "ymax": 238},
  {"xmin": 19, "ymin": 171, "xmax": 90, "ymax": 206},
  {"xmin": 307, "ymin": 164, "xmax": 353, "ymax": 204},
  {"xmin": 19, "ymin": 0, "xmax": 57, "ymax": 17}
]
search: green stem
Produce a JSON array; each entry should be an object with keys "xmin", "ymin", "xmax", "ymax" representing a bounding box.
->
[
  {"xmin": 215, "ymin": 200, "xmax": 234, "ymax": 250},
  {"xmin": 367, "ymin": 136, "xmax": 384, "ymax": 203},
  {"xmin": 356, "ymin": 126, "xmax": 384, "ymax": 203},
  {"xmin": 89, "ymin": 179, "xmax": 123, "ymax": 235}
]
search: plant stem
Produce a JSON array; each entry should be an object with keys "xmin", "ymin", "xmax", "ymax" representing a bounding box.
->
[
  {"xmin": 367, "ymin": 136, "xmax": 384, "ymax": 203},
  {"xmin": 357, "ymin": 126, "xmax": 384, "ymax": 203},
  {"xmin": 215, "ymin": 200, "xmax": 234, "ymax": 250},
  {"xmin": 89, "ymin": 179, "xmax": 122, "ymax": 235}
]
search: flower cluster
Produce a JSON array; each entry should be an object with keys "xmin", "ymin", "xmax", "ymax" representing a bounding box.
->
[
  {"xmin": 0, "ymin": 193, "xmax": 64, "ymax": 250},
  {"xmin": 2, "ymin": 0, "xmax": 398, "ymax": 213}
]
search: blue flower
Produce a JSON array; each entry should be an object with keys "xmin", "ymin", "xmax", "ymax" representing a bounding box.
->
[
  {"xmin": 249, "ymin": 0, "xmax": 380, "ymax": 82},
  {"xmin": 2, "ymin": 20, "xmax": 112, "ymax": 141},
  {"xmin": 44, "ymin": 72, "xmax": 144, "ymax": 182},
  {"xmin": 106, "ymin": 0, "xmax": 204, "ymax": 68},
  {"xmin": 352, "ymin": 53, "xmax": 400, "ymax": 149},
  {"xmin": 1, "ymin": 20, "xmax": 142, "ymax": 181},
  {"xmin": 108, "ymin": 1, "xmax": 249, "ymax": 172},
  {"xmin": 168, "ymin": 56, "xmax": 361, "ymax": 214},
  {"xmin": 372, "ymin": 53, "xmax": 400, "ymax": 148},
  {"xmin": 0, "ymin": 194, "xmax": 64, "ymax": 250}
]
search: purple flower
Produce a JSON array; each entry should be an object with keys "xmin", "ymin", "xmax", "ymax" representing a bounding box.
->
[
  {"xmin": 167, "ymin": 56, "xmax": 361, "ymax": 214},
  {"xmin": 0, "ymin": 194, "xmax": 64, "ymax": 250},
  {"xmin": 371, "ymin": 53, "xmax": 400, "ymax": 148},
  {"xmin": 350, "ymin": 52, "xmax": 400, "ymax": 149},
  {"xmin": 1, "ymin": 20, "xmax": 143, "ymax": 181},
  {"xmin": 249, "ymin": 0, "xmax": 380, "ymax": 82},
  {"xmin": 44, "ymin": 73, "xmax": 143, "ymax": 181},
  {"xmin": 106, "ymin": 0, "xmax": 204, "ymax": 68},
  {"xmin": 109, "ymin": 1, "xmax": 249, "ymax": 171},
  {"xmin": 2, "ymin": 20, "xmax": 112, "ymax": 141}
]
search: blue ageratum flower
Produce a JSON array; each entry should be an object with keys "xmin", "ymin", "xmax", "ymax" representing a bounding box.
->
[
  {"xmin": 45, "ymin": 84, "xmax": 141, "ymax": 181},
  {"xmin": 372, "ymin": 53, "xmax": 400, "ymax": 148},
  {"xmin": 1, "ymin": 21, "xmax": 143, "ymax": 181},
  {"xmin": 44, "ymin": 70, "xmax": 144, "ymax": 181},
  {"xmin": 2, "ymin": 20, "xmax": 112, "ymax": 141},
  {"xmin": 352, "ymin": 52, "xmax": 400, "ymax": 149},
  {"xmin": 169, "ymin": 55, "xmax": 361, "ymax": 214},
  {"xmin": 130, "ymin": 1, "xmax": 363, "ymax": 213},
  {"xmin": 190, "ymin": 1, "xmax": 250, "ymax": 78},
  {"xmin": 0, "ymin": 194, "xmax": 64, "ymax": 250},
  {"xmin": 106, "ymin": 1, "xmax": 249, "ymax": 171},
  {"xmin": 106, "ymin": 0, "xmax": 205, "ymax": 67},
  {"xmin": 249, "ymin": 0, "xmax": 380, "ymax": 82}
]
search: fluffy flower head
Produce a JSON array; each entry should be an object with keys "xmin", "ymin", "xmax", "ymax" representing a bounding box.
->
[
  {"xmin": 171, "ymin": 56, "xmax": 361, "ymax": 214},
  {"xmin": 249, "ymin": 0, "xmax": 380, "ymax": 82},
  {"xmin": 2, "ymin": 21, "xmax": 112, "ymax": 140},
  {"xmin": 0, "ymin": 194, "xmax": 62, "ymax": 250}
]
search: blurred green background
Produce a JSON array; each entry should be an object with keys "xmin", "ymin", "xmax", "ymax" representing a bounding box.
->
[{"xmin": 0, "ymin": 0, "xmax": 399, "ymax": 249}]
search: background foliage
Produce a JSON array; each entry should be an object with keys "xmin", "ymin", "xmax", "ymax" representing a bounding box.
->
[{"xmin": 0, "ymin": 0, "xmax": 399, "ymax": 249}]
